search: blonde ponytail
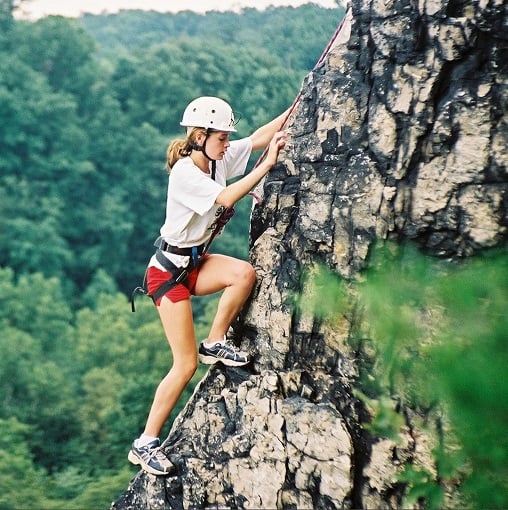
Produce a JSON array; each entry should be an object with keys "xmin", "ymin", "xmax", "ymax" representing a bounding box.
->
[{"xmin": 165, "ymin": 127, "xmax": 206, "ymax": 172}]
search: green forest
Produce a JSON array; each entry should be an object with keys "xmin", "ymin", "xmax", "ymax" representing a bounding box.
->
[{"xmin": 0, "ymin": 1, "xmax": 345, "ymax": 508}]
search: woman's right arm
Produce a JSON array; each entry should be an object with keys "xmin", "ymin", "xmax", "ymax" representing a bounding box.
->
[{"xmin": 215, "ymin": 131, "xmax": 286, "ymax": 209}]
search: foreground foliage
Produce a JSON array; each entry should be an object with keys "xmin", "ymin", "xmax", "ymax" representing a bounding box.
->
[{"xmin": 302, "ymin": 244, "xmax": 507, "ymax": 509}]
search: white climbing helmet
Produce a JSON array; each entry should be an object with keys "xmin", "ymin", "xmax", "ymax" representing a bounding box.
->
[{"xmin": 180, "ymin": 96, "xmax": 237, "ymax": 132}]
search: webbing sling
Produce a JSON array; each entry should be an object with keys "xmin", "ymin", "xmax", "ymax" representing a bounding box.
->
[
  {"xmin": 151, "ymin": 250, "xmax": 192, "ymax": 302},
  {"xmin": 130, "ymin": 250, "xmax": 192, "ymax": 312},
  {"xmin": 130, "ymin": 207, "xmax": 236, "ymax": 312}
]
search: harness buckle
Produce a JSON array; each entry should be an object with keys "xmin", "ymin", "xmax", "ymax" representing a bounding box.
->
[{"xmin": 175, "ymin": 269, "xmax": 189, "ymax": 284}]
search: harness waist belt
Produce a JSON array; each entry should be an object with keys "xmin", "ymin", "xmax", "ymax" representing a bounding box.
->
[{"xmin": 154, "ymin": 237, "xmax": 205, "ymax": 256}]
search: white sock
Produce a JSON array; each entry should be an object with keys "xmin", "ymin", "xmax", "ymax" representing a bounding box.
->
[
  {"xmin": 204, "ymin": 335, "xmax": 226, "ymax": 348},
  {"xmin": 135, "ymin": 433, "xmax": 158, "ymax": 448}
]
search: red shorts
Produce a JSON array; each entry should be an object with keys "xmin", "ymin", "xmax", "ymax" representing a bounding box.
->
[{"xmin": 146, "ymin": 257, "xmax": 206, "ymax": 305}]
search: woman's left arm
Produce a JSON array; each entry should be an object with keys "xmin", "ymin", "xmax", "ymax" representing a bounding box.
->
[{"xmin": 249, "ymin": 108, "xmax": 291, "ymax": 152}]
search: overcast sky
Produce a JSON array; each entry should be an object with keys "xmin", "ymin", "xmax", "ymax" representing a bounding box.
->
[{"xmin": 15, "ymin": 0, "xmax": 339, "ymax": 19}]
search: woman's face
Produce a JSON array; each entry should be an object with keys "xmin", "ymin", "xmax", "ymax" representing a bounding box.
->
[{"xmin": 202, "ymin": 131, "xmax": 230, "ymax": 160}]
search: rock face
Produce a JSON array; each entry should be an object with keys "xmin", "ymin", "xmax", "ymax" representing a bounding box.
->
[{"xmin": 113, "ymin": 0, "xmax": 507, "ymax": 508}]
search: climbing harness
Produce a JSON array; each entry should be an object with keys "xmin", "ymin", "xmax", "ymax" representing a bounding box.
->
[
  {"xmin": 130, "ymin": 241, "xmax": 199, "ymax": 312},
  {"xmin": 130, "ymin": 207, "xmax": 235, "ymax": 312}
]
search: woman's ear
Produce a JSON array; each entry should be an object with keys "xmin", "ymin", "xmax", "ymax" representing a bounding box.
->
[{"xmin": 193, "ymin": 130, "xmax": 206, "ymax": 146}]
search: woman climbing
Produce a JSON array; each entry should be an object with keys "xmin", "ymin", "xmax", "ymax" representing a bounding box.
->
[{"xmin": 128, "ymin": 96, "xmax": 287, "ymax": 475}]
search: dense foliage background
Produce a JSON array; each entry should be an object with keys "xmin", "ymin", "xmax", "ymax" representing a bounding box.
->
[{"xmin": 0, "ymin": 0, "xmax": 344, "ymax": 507}]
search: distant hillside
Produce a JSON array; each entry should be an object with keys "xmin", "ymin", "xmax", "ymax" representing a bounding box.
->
[{"xmin": 79, "ymin": 4, "xmax": 345, "ymax": 72}]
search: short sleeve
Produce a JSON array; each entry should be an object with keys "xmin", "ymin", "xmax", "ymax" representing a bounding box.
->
[{"xmin": 169, "ymin": 163, "xmax": 223, "ymax": 216}]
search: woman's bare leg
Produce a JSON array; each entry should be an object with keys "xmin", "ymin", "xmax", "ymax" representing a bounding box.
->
[
  {"xmin": 143, "ymin": 254, "xmax": 255, "ymax": 437},
  {"xmin": 194, "ymin": 254, "xmax": 256, "ymax": 342},
  {"xmin": 143, "ymin": 297, "xmax": 197, "ymax": 438}
]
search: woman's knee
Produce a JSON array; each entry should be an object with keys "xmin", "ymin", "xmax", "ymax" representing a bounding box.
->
[
  {"xmin": 236, "ymin": 261, "xmax": 256, "ymax": 288},
  {"xmin": 173, "ymin": 356, "xmax": 197, "ymax": 382}
]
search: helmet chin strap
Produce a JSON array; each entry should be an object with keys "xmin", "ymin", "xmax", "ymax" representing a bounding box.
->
[
  {"xmin": 189, "ymin": 131, "xmax": 217, "ymax": 179},
  {"xmin": 190, "ymin": 130, "xmax": 215, "ymax": 161}
]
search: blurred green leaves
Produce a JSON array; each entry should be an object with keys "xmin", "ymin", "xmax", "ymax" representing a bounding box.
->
[{"xmin": 299, "ymin": 242, "xmax": 508, "ymax": 508}]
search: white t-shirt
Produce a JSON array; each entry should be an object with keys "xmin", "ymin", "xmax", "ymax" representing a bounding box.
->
[{"xmin": 152, "ymin": 137, "xmax": 252, "ymax": 270}]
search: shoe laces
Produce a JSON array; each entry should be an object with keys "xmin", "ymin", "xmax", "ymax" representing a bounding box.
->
[
  {"xmin": 145, "ymin": 447, "xmax": 172, "ymax": 470},
  {"xmin": 222, "ymin": 338, "xmax": 236, "ymax": 350},
  {"xmin": 224, "ymin": 342, "xmax": 249, "ymax": 359},
  {"xmin": 207, "ymin": 336, "xmax": 248, "ymax": 358},
  {"xmin": 149, "ymin": 447, "xmax": 169, "ymax": 462}
]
